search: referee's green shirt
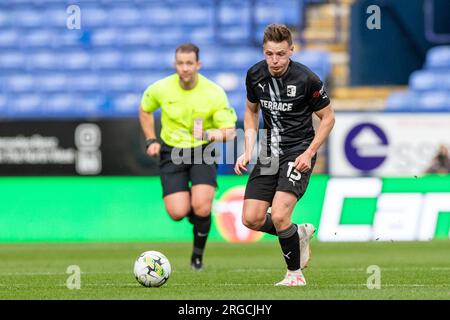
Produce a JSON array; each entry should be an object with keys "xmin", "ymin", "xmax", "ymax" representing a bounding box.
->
[{"xmin": 141, "ymin": 73, "xmax": 237, "ymax": 148}]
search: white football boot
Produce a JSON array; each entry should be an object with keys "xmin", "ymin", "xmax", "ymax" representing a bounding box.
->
[
  {"xmin": 275, "ymin": 270, "xmax": 307, "ymax": 286},
  {"xmin": 298, "ymin": 223, "xmax": 316, "ymax": 270}
]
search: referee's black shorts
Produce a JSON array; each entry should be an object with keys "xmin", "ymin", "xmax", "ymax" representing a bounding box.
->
[
  {"xmin": 159, "ymin": 142, "xmax": 217, "ymax": 198},
  {"xmin": 244, "ymin": 151, "xmax": 316, "ymax": 204}
]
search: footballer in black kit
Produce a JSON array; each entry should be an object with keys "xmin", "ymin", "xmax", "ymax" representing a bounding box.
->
[
  {"xmin": 244, "ymin": 59, "xmax": 330, "ymax": 202},
  {"xmin": 235, "ymin": 24, "xmax": 335, "ymax": 286}
]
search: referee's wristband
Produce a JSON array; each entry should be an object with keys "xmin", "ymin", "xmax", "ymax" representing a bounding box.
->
[{"xmin": 145, "ymin": 138, "xmax": 159, "ymax": 150}]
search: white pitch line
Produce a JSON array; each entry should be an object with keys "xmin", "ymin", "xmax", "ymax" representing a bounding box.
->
[{"xmin": 0, "ymin": 267, "xmax": 449, "ymax": 277}]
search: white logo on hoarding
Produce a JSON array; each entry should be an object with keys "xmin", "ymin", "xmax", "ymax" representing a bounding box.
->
[
  {"xmin": 351, "ymin": 127, "xmax": 388, "ymax": 157},
  {"xmin": 75, "ymin": 124, "xmax": 102, "ymax": 175},
  {"xmin": 318, "ymin": 178, "xmax": 450, "ymax": 242}
]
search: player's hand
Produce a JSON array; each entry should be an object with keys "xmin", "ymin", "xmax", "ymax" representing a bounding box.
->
[
  {"xmin": 293, "ymin": 151, "xmax": 313, "ymax": 173},
  {"xmin": 146, "ymin": 142, "xmax": 161, "ymax": 157},
  {"xmin": 234, "ymin": 153, "xmax": 250, "ymax": 175}
]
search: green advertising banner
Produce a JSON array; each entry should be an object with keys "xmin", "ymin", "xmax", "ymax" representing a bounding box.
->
[{"xmin": 0, "ymin": 175, "xmax": 449, "ymax": 242}]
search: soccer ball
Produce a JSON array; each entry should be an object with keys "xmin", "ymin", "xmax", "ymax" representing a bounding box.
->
[{"xmin": 133, "ymin": 251, "xmax": 171, "ymax": 287}]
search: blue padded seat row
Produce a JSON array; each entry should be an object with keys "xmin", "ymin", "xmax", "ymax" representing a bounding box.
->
[
  {"xmin": 291, "ymin": 50, "xmax": 331, "ymax": 80},
  {"xmin": 425, "ymin": 46, "xmax": 450, "ymax": 70},
  {"xmin": 202, "ymin": 71, "xmax": 246, "ymax": 92},
  {"xmin": 0, "ymin": 29, "xmax": 20, "ymax": 48},
  {"xmin": 255, "ymin": 0, "xmax": 301, "ymax": 25},
  {"xmin": 409, "ymin": 70, "xmax": 450, "ymax": 91},
  {"xmin": 385, "ymin": 91, "xmax": 418, "ymax": 111},
  {"xmin": 386, "ymin": 90, "xmax": 450, "ymax": 111},
  {"xmin": 90, "ymin": 27, "xmax": 212, "ymax": 47},
  {"xmin": 218, "ymin": 1, "xmax": 252, "ymax": 26},
  {"xmin": 1, "ymin": 47, "xmax": 263, "ymax": 72},
  {"xmin": 2, "ymin": 72, "xmax": 171, "ymax": 93},
  {"xmin": 417, "ymin": 91, "xmax": 450, "ymax": 110},
  {"xmin": 0, "ymin": 51, "xmax": 27, "ymax": 70}
]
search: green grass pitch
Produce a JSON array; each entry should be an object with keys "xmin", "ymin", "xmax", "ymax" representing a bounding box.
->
[{"xmin": 0, "ymin": 241, "xmax": 449, "ymax": 299}]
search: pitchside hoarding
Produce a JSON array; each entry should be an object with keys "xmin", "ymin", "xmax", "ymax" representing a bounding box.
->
[
  {"xmin": 329, "ymin": 112, "xmax": 450, "ymax": 176},
  {"xmin": 0, "ymin": 119, "xmax": 160, "ymax": 175},
  {"xmin": 0, "ymin": 175, "xmax": 448, "ymax": 242}
]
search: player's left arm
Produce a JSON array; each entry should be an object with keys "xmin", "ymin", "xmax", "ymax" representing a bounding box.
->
[{"xmin": 294, "ymin": 105, "xmax": 335, "ymax": 172}]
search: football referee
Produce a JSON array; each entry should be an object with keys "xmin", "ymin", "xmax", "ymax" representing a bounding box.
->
[
  {"xmin": 235, "ymin": 24, "xmax": 335, "ymax": 286},
  {"xmin": 139, "ymin": 43, "xmax": 237, "ymax": 270}
]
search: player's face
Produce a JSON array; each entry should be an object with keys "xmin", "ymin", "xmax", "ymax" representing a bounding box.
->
[
  {"xmin": 263, "ymin": 41, "xmax": 294, "ymax": 76},
  {"xmin": 175, "ymin": 51, "xmax": 201, "ymax": 85}
]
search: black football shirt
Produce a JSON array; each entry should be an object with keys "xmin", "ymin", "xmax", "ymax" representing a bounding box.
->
[{"xmin": 246, "ymin": 59, "xmax": 330, "ymax": 157}]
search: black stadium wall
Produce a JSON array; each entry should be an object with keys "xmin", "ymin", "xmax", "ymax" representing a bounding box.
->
[{"xmin": 350, "ymin": 0, "xmax": 450, "ymax": 85}]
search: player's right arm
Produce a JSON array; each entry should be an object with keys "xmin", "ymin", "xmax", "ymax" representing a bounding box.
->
[
  {"xmin": 234, "ymin": 99, "xmax": 259, "ymax": 175},
  {"xmin": 139, "ymin": 107, "xmax": 160, "ymax": 157},
  {"xmin": 139, "ymin": 83, "xmax": 161, "ymax": 157}
]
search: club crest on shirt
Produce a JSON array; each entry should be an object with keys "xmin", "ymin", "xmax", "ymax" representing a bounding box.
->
[{"xmin": 287, "ymin": 85, "xmax": 296, "ymax": 97}]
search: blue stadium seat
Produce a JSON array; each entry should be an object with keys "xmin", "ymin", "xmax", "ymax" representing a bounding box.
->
[
  {"xmin": 91, "ymin": 29, "xmax": 120, "ymax": 47},
  {"xmin": 226, "ymin": 91, "xmax": 247, "ymax": 118},
  {"xmin": 173, "ymin": 5, "xmax": 212, "ymax": 27},
  {"xmin": 0, "ymin": 51, "xmax": 26, "ymax": 71},
  {"xmin": 74, "ymin": 95, "xmax": 107, "ymax": 116},
  {"xmin": 80, "ymin": 6, "xmax": 109, "ymax": 28},
  {"xmin": 204, "ymin": 71, "xmax": 244, "ymax": 92},
  {"xmin": 153, "ymin": 28, "xmax": 187, "ymax": 46},
  {"xmin": 28, "ymin": 51, "xmax": 60, "ymax": 70},
  {"xmin": 197, "ymin": 48, "xmax": 219, "ymax": 69},
  {"xmin": 218, "ymin": 2, "xmax": 251, "ymax": 25},
  {"xmin": 9, "ymin": 94, "xmax": 43, "ymax": 117},
  {"xmin": 126, "ymin": 50, "xmax": 170, "ymax": 70},
  {"xmin": 0, "ymin": 10, "xmax": 10, "ymax": 28},
  {"xmin": 133, "ymin": 72, "xmax": 172, "ymax": 92},
  {"xmin": 218, "ymin": 25, "xmax": 252, "ymax": 43},
  {"xmin": 111, "ymin": 93, "xmax": 141, "ymax": 116},
  {"xmin": 120, "ymin": 29, "xmax": 154, "ymax": 47},
  {"xmin": 292, "ymin": 50, "xmax": 331, "ymax": 80},
  {"xmin": 108, "ymin": 6, "xmax": 141, "ymax": 27},
  {"xmin": 141, "ymin": 6, "xmax": 174, "ymax": 27},
  {"xmin": 0, "ymin": 29, "xmax": 20, "ymax": 48},
  {"xmin": 52, "ymin": 30, "xmax": 85, "ymax": 48},
  {"xmin": 91, "ymin": 51, "xmax": 124, "ymax": 70},
  {"xmin": 61, "ymin": 51, "xmax": 91, "ymax": 70},
  {"xmin": 12, "ymin": 8, "xmax": 44, "ymax": 28},
  {"xmin": 417, "ymin": 91, "xmax": 450, "ymax": 111},
  {"xmin": 43, "ymin": 94, "xmax": 75, "ymax": 116},
  {"xmin": 425, "ymin": 46, "xmax": 450, "ymax": 70},
  {"xmin": 188, "ymin": 27, "xmax": 215, "ymax": 44},
  {"xmin": 71, "ymin": 73, "xmax": 102, "ymax": 93},
  {"xmin": 409, "ymin": 70, "xmax": 450, "ymax": 92},
  {"xmin": 0, "ymin": 94, "xmax": 8, "ymax": 115},
  {"xmin": 102, "ymin": 73, "xmax": 134, "ymax": 92},
  {"xmin": 385, "ymin": 91, "xmax": 418, "ymax": 111},
  {"xmin": 37, "ymin": 73, "xmax": 68, "ymax": 93},
  {"xmin": 21, "ymin": 30, "xmax": 55, "ymax": 48},
  {"xmin": 5, "ymin": 74, "xmax": 35, "ymax": 93},
  {"xmin": 223, "ymin": 48, "xmax": 262, "ymax": 70},
  {"xmin": 44, "ymin": 8, "xmax": 67, "ymax": 28},
  {"xmin": 255, "ymin": 0, "xmax": 301, "ymax": 26}
]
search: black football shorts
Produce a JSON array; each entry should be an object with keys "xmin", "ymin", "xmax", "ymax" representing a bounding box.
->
[
  {"xmin": 244, "ymin": 152, "xmax": 316, "ymax": 203},
  {"xmin": 159, "ymin": 142, "xmax": 217, "ymax": 197}
]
